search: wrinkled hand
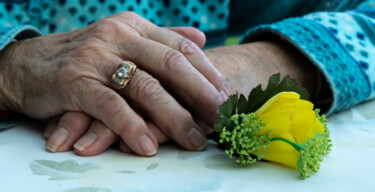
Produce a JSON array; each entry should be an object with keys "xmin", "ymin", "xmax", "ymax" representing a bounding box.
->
[
  {"xmin": 0, "ymin": 12, "xmax": 228, "ymax": 156},
  {"xmin": 206, "ymin": 41, "xmax": 319, "ymax": 95},
  {"xmin": 44, "ymin": 40, "xmax": 321, "ymax": 156}
]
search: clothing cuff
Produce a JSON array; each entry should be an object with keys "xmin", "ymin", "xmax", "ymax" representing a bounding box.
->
[
  {"xmin": 0, "ymin": 111, "xmax": 25, "ymax": 129},
  {"xmin": 241, "ymin": 18, "xmax": 371, "ymax": 115},
  {"xmin": 0, "ymin": 25, "xmax": 41, "ymax": 50}
]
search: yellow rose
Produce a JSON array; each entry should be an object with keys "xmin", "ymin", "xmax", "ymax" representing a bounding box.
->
[{"xmin": 254, "ymin": 92, "xmax": 324, "ymax": 168}]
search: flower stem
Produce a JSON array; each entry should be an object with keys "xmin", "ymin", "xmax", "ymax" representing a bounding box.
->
[{"xmin": 270, "ymin": 137, "xmax": 303, "ymax": 151}]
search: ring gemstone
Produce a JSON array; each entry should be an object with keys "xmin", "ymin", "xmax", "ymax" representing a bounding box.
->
[
  {"xmin": 116, "ymin": 67, "xmax": 129, "ymax": 79},
  {"xmin": 111, "ymin": 60, "xmax": 137, "ymax": 89}
]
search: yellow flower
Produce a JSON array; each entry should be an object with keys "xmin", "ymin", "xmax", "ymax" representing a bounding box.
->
[
  {"xmin": 216, "ymin": 91, "xmax": 331, "ymax": 178},
  {"xmin": 254, "ymin": 92, "xmax": 324, "ymax": 168}
]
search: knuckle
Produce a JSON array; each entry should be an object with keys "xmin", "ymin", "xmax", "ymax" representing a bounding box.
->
[
  {"xmin": 59, "ymin": 113, "xmax": 87, "ymax": 132},
  {"xmin": 95, "ymin": 18, "xmax": 122, "ymax": 36},
  {"xmin": 134, "ymin": 73, "xmax": 164, "ymax": 101},
  {"xmin": 163, "ymin": 49, "xmax": 187, "ymax": 71},
  {"xmin": 95, "ymin": 90, "xmax": 123, "ymax": 118},
  {"xmin": 164, "ymin": 111, "xmax": 193, "ymax": 137},
  {"xmin": 120, "ymin": 121, "xmax": 146, "ymax": 138},
  {"xmin": 118, "ymin": 11, "xmax": 139, "ymax": 20},
  {"xmin": 91, "ymin": 121, "xmax": 114, "ymax": 137},
  {"xmin": 120, "ymin": 125, "xmax": 136, "ymax": 137},
  {"xmin": 178, "ymin": 38, "xmax": 202, "ymax": 55}
]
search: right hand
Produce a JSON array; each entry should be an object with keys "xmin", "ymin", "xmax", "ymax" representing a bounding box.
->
[{"xmin": 0, "ymin": 12, "xmax": 227, "ymax": 156}]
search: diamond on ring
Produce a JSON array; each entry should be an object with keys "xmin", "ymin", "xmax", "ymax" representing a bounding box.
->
[
  {"xmin": 111, "ymin": 61, "xmax": 137, "ymax": 89},
  {"xmin": 116, "ymin": 67, "xmax": 129, "ymax": 79}
]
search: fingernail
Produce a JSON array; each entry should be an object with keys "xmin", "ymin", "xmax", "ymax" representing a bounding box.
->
[
  {"xmin": 220, "ymin": 90, "xmax": 228, "ymax": 102},
  {"xmin": 46, "ymin": 127, "xmax": 68, "ymax": 152},
  {"xmin": 74, "ymin": 132, "xmax": 97, "ymax": 151},
  {"xmin": 187, "ymin": 128, "xmax": 207, "ymax": 151},
  {"xmin": 139, "ymin": 135, "xmax": 157, "ymax": 156}
]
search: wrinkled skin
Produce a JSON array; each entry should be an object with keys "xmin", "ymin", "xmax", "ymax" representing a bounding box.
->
[
  {"xmin": 0, "ymin": 12, "xmax": 229, "ymax": 156},
  {"xmin": 45, "ymin": 39, "xmax": 322, "ymax": 156}
]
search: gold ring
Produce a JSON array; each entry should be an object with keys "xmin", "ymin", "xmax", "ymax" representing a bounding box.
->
[{"xmin": 111, "ymin": 61, "xmax": 137, "ymax": 89}]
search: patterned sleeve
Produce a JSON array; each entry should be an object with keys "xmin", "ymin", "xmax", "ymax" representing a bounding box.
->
[
  {"xmin": 0, "ymin": 25, "xmax": 40, "ymax": 49},
  {"xmin": 241, "ymin": 8, "xmax": 375, "ymax": 115},
  {"xmin": 0, "ymin": 1, "xmax": 41, "ymax": 50}
]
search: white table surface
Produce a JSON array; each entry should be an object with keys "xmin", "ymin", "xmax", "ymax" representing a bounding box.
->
[{"xmin": 1, "ymin": 100, "xmax": 375, "ymax": 192}]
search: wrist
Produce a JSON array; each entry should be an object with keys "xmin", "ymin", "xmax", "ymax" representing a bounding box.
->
[
  {"xmin": 205, "ymin": 41, "xmax": 331, "ymax": 103},
  {"xmin": 204, "ymin": 44, "xmax": 271, "ymax": 94},
  {"xmin": 241, "ymin": 41, "xmax": 318, "ymax": 93},
  {"xmin": 244, "ymin": 41, "xmax": 332, "ymax": 107},
  {"xmin": 0, "ymin": 42, "xmax": 23, "ymax": 112}
]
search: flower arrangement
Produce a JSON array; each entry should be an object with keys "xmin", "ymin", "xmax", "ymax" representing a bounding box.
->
[{"xmin": 209, "ymin": 74, "xmax": 332, "ymax": 178}]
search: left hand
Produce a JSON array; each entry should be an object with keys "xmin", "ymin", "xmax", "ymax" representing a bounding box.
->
[{"xmin": 45, "ymin": 40, "xmax": 319, "ymax": 156}]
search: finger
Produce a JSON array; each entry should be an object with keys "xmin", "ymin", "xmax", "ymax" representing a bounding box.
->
[
  {"xmin": 72, "ymin": 121, "xmax": 166, "ymax": 156},
  {"xmin": 195, "ymin": 117, "xmax": 214, "ymax": 134},
  {"xmin": 119, "ymin": 140, "xmax": 133, "ymax": 154},
  {"xmin": 112, "ymin": 14, "xmax": 225, "ymax": 95},
  {"xmin": 148, "ymin": 27, "xmax": 226, "ymax": 95},
  {"xmin": 44, "ymin": 116, "xmax": 60, "ymax": 139},
  {"xmin": 167, "ymin": 27, "xmax": 206, "ymax": 49},
  {"xmin": 115, "ymin": 36, "xmax": 223, "ymax": 127},
  {"xmin": 118, "ymin": 121, "xmax": 169, "ymax": 155},
  {"xmin": 45, "ymin": 112, "xmax": 92, "ymax": 152},
  {"xmin": 106, "ymin": 13, "xmax": 224, "ymax": 126},
  {"xmin": 132, "ymin": 109, "xmax": 169, "ymax": 143},
  {"xmin": 74, "ymin": 120, "xmax": 119, "ymax": 156},
  {"xmin": 122, "ymin": 70, "xmax": 206, "ymax": 150},
  {"xmin": 76, "ymin": 79, "xmax": 158, "ymax": 156},
  {"xmin": 146, "ymin": 121, "xmax": 169, "ymax": 144},
  {"xmin": 111, "ymin": 12, "xmax": 224, "ymax": 95}
]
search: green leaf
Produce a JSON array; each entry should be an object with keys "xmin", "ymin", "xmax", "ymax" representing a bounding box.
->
[
  {"xmin": 29, "ymin": 159, "xmax": 100, "ymax": 180},
  {"xmin": 247, "ymin": 74, "xmax": 309, "ymax": 112},
  {"xmin": 214, "ymin": 116, "xmax": 231, "ymax": 133},
  {"xmin": 222, "ymin": 93, "xmax": 239, "ymax": 117},
  {"xmin": 237, "ymin": 94, "xmax": 249, "ymax": 114},
  {"xmin": 213, "ymin": 74, "xmax": 309, "ymax": 135},
  {"xmin": 214, "ymin": 93, "xmax": 238, "ymax": 133}
]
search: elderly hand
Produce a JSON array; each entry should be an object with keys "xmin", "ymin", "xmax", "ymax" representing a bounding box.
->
[
  {"xmin": 44, "ymin": 40, "xmax": 322, "ymax": 156},
  {"xmin": 0, "ymin": 12, "xmax": 227, "ymax": 156}
]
